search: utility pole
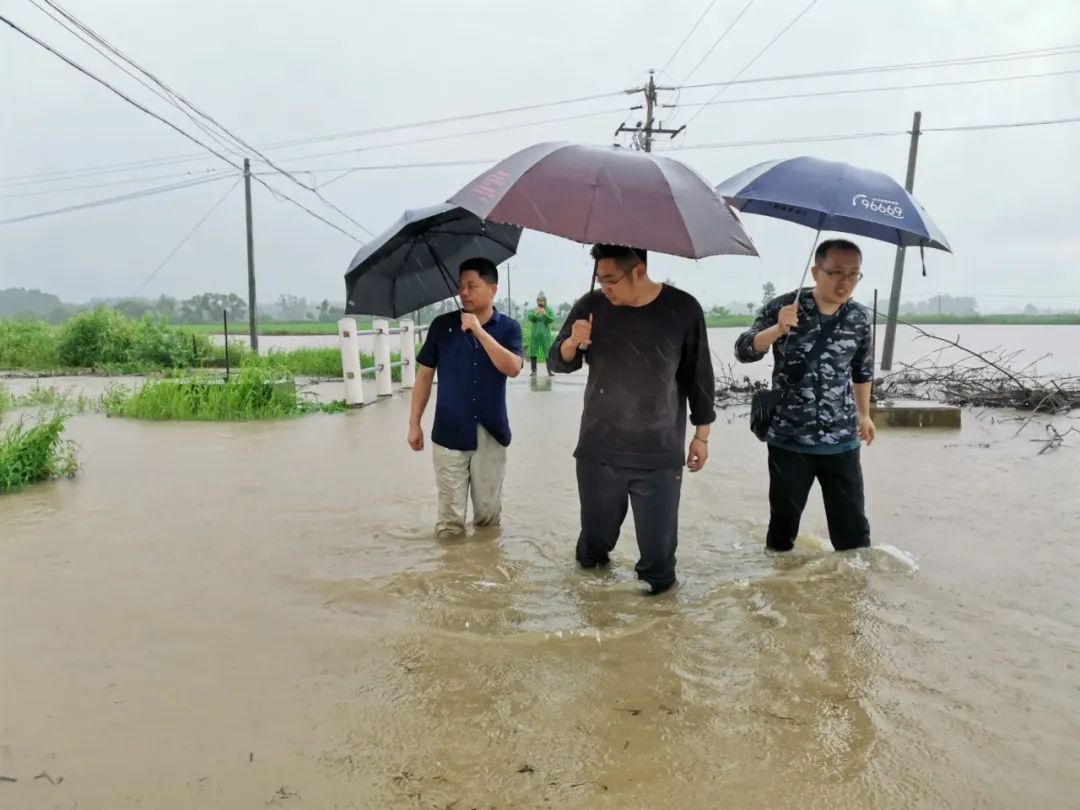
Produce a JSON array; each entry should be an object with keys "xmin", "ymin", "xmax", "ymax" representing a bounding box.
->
[
  {"xmin": 615, "ymin": 70, "xmax": 685, "ymax": 152},
  {"xmin": 880, "ymin": 111, "xmax": 922, "ymax": 371},
  {"xmin": 243, "ymin": 158, "xmax": 259, "ymax": 354}
]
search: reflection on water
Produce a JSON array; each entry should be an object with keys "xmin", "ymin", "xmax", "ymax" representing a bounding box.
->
[{"xmin": 1, "ymin": 383, "xmax": 1079, "ymax": 808}]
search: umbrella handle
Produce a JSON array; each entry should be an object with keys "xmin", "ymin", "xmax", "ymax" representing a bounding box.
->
[
  {"xmin": 423, "ymin": 237, "xmax": 478, "ymax": 349},
  {"xmin": 778, "ymin": 229, "xmax": 822, "ymax": 368}
]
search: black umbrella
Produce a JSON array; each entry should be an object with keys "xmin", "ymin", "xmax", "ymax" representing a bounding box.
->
[{"xmin": 344, "ymin": 203, "xmax": 522, "ymax": 318}]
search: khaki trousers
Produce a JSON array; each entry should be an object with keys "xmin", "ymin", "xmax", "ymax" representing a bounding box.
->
[{"xmin": 432, "ymin": 426, "xmax": 507, "ymax": 536}]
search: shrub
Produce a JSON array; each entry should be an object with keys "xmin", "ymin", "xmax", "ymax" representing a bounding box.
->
[{"xmin": 0, "ymin": 413, "xmax": 79, "ymax": 493}]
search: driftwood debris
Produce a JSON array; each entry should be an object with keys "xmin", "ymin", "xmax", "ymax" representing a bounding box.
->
[
  {"xmin": 714, "ymin": 331, "xmax": 1079, "ymax": 416},
  {"xmin": 874, "ymin": 325, "xmax": 1080, "ymax": 414},
  {"xmin": 713, "ymin": 362, "xmax": 767, "ymax": 410}
]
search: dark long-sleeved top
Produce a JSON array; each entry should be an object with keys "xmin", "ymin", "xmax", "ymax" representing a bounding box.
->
[
  {"xmin": 735, "ymin": 290, "xmax": 873, "ymax": 452},
  {"xmin": 548, "ymin": 286, "xmax": 716, "ymax": 470}
]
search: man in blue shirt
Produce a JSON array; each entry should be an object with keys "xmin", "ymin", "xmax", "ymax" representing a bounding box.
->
[{"xmin": 409, "ymin": 258, "xmax": 523, "ymax": 537}]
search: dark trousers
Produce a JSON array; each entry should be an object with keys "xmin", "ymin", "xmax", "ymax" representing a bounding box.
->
[
  {"xmin": 766, "ymin": 444, "xmax": 870, "ymax": 552},
  {"xmin": 575, "ymin": 459, "xmax": 682, "ymax": 588}
]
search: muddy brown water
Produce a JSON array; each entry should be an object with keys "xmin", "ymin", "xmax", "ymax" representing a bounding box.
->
[{"xmin": 2, "ymin": 376, "xmax": 1079, "ymax": 809}]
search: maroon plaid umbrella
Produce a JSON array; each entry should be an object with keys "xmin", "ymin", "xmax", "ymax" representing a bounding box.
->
[{"xmin": 448, "ymin": 141, "xmax": 758, "ymax": 259}]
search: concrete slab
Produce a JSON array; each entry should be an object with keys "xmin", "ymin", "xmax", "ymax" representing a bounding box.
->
[{"xmin": 871, "ymin": 399, "xmax": 962, "ymax": 429}]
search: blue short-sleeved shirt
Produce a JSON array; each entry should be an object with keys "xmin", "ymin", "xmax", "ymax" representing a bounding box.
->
[{"xmin": 416, "ymin": 309, "xmax": 523, "ymax": 451}]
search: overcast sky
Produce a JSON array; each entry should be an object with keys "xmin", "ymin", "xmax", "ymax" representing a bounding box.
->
[{"xmin": 2, "ymin": 0, "xmax": 1079, "ymax": 312}]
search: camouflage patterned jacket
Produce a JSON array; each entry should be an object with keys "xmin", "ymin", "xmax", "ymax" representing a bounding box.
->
[{"xmin": 735, "ymin": 290, "xmax": 874, "ymax": 450}]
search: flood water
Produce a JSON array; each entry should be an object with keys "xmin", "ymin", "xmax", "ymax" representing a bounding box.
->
[
  {"xmin": 2, "ymin": 371, "xmax": 1080, "ymax": 808},
  {"xmin": 221, "ymin": 323, "xmax": 1080, "ymax": 378}
]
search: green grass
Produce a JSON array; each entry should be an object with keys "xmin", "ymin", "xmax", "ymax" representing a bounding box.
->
[
  {"xmin": 0, "ymin": 319, "xmax": 61, "ymax": 369},
  {"xmin": 0, "ymin": 314, "xmax": 398, "ymax": 378},
  {"xmin": 101, "ymin": 368, "xmax": 351, "ymax": 421},
  {"xmin": 0, "ymin": 383, "xmax": 93, "ymax": 416},
  {"xmin": 102, "ymin": 368, "xmax": 314, "ymax": 421},
  {"xmin": 0, "ymin": 412, "xmax": 79, "ymax": 494},
  {"xmin": 705, "ymin": 315, "xmax": 755, "ymax": 328},
  {"xmin": 187, "ymin": 320, "xmax": 368, "ymax": 336},
  {"xmin": 0, "ymin": 310, "xmax": 216, "ymax": 372}
]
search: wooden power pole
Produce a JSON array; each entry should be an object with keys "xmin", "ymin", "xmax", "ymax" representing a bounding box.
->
[
  {"xmin": 243, "ymin": 158, "xmax": 258, "ymax": 354},
  {"xmin": 616, "ymin": 70, "xmax": 684, "ymax": 152},
  {"xmin": 880, "ymin": 111, "xmax": 922, "ymax": 371}
]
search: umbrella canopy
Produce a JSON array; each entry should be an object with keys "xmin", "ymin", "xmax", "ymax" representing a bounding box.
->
[
  {"xmin": 715, "ymin": 156, "xmax": 951, "ymax": 251},
  {"xmin": 448, "ymin": 141, "xmax": 757, "ymax": 259},
  {"xmin": 344, "ymin": 203, "xmax": 522, "ymax": 318}
]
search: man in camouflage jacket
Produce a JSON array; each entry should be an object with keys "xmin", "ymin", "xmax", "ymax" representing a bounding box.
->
[{"xmin": 735, "ymin": 239, "xmax": 875, "ymax": 552}]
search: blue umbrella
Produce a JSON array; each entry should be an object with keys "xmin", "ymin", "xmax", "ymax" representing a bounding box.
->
[
  {"xmin": 715, "ymin": 156, "xmax": 950, "ymax": 293},
  {"xmin": 716, "ymin": 156, "xmax": 950, "ymax": 250}
]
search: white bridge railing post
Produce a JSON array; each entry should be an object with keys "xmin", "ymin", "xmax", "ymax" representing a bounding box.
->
[
  {"xmin": 399, "ymin": 318, "xmax": 416, "ymax": 389},
  {"xmin": 337, "ymin": 317, "xmax": 369, "ymax": 407},
  {"xmin": 372, "ymin": 318, "xmax": 393, "ymax": 397}
]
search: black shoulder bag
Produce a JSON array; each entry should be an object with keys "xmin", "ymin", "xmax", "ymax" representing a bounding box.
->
[{"xmin": 749, "ymin": 306, "xmax": 847, "ymax": 442}]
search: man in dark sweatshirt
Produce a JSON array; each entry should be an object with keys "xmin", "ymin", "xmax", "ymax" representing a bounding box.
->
[{"xmin": 548, "ymin": 244, "xmax": 716, "ymax": 595}]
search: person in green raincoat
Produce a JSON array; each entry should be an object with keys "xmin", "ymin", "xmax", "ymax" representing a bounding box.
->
[{"xmin": 526, "ymin": 293, "xmax": 555, "ymax": 376}]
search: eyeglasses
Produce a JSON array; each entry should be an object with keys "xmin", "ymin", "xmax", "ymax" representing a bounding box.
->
[
  {"xmin": 593, "ymin": 272, "xmax": 629, "ymax": 289},
  {"xmin": 820, "ymin": 269, "xmax": 864, "ymax": 283}
]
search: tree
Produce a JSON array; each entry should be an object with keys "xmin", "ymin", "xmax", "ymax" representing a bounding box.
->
[
  {"xmin": 276, "ymin": 294, "xmax": 310, "ymax": 321},
  {"xmin": 177, "ymin": 293, "xmax": 247, "ymax": 324},
  {"xmin": 0, "ymin": 287, "xmax": 65, "ymax": 319},
  {"xmin": 746, "ymin": 302, "xmax": 755, "ymax": 315},
  {"xmin": 113, "ymin": 298, "xmax": 151, "ymax": 319},
  {"xmin": 761, "ymin": 282, "xmax": 777, "ymax": 308},
  {"xmin": 155, "ymin": 295, "xmax": 177, "ymax": 322}
]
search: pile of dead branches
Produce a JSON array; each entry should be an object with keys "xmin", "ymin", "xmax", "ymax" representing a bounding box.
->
[
  {"xmin": 874, "ymin": 326, "xmax": 1080, "ymax": 415},
  {"xmin": 713, "ymin": 362, "xmax": 767, "ymax": 410}
]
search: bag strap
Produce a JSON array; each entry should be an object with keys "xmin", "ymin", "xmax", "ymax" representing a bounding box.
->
[{"xmin": 777, "ymin": 300, "xmax": 848, "ymax": 386}]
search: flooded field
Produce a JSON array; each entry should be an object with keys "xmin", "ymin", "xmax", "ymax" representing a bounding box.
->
[
  {"xmin": 2, "ymin": 376, "xmax": 1079, "ymax": 809},
  {"xmin": 217, "ymin": 324, "xmax": 1080, "ymax": 378}
]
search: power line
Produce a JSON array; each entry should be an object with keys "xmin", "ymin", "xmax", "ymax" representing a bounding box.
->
[
  {"xmin": 0, "ymin": 106, "xmax": 627, "ymax": 189},
  {"xmin": 683, "ymin": 0, "xmax": 821, "ymax": 129},
  {"xmin": 662, "ymin": 113, "xmax": 1080, "ymax": 152},
  {"xmin": 36, "ymin": 0, "xmax": 373, "ymax": 237},
  {"xmin": 5, "ymin": 40, "xmax": 1078, "ymax": 189},
  {"xmin": 7, "ymin": 61, "xmax": 1068, "ymax": 193},
  {"xmin": 679, "ymin": 0, "xmax": 758, "ymax": 86},
  {"xmin": 263, "ymin": 159, "xmax": 499, "ymax": 175},
  {"xmin": 133, "ymin": 178, "xmax": 242, "ymax": 296},
  {"xmin": 0, "ymin": 11, "xmax": 365, "ymax": 241},
  {"xmin": 660, "ymin": 0, "xmax": 720, "ymax": 75},
  {"xmin": 0, "ymin": 175, "xmax": 232, "ymax": 226},
  {"xmin": 252, "ymin": 93, "xmax": 627, "ymax": 153},
  {"xmin": 26, "ymin": 0, "xmax": 248, "ymax": 162},
  {"xmin": 264, "ymin": 107, "xmax": 629, "ymax": 179},
  {"xmin": 680, "ymin": 43, "xmax": 1080, "ymax": 91},
  {"xmin": 678, "ymin": 67, "xmax": 1080, "ymax": 111},
  {"xmin": 924, "ymin": 115, "xmax": 1080, "ymax": 133},
  {"xmin": 0, "ymin": 167, "xmax": 233, "ymax": 198}
]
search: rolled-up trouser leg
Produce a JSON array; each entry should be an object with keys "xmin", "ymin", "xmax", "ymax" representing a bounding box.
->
[
  {"xmin": 469, "ymin": 426, "xmax": 507, "ymax": 528},
  {"xmin": 433, "ymin": 443, "xmax": 471, "ymax": 537}
]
